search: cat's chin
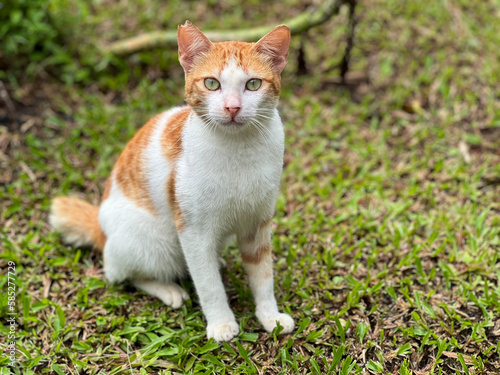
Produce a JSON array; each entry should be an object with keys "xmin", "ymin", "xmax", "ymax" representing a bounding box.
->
[
  {"xmin": 221, "ymin": 120, "xmax": 245, "ymax": 127},
  {"xmin": 218, "ymin": 119, "xmax": 249, "ymax": 129}
]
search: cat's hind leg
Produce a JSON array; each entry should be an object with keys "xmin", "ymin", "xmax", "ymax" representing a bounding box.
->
[{"xmin": 133, "ymin": 279, "xmax": 189, "ymax": 309}]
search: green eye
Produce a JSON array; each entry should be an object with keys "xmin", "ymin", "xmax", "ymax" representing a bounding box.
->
[
  {"xmin": 246, "ymin": 79, "xmax": 262, "ymax": 91},
  {"xmin": 204, "ymin": 78, "xmax": 220, "ymax": 91}
]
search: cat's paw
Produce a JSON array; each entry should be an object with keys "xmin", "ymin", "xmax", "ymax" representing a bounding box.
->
[
  {"xmin": 207, "ymin": 322, "xmax": 239, "ymax": 342},
  {"xmin": 156, "ymin": 284, "xmax": 189, "ymax": 309},
  {"xmin": 261, "ymin": 313, "xmax": 295, "ymax": 334}
]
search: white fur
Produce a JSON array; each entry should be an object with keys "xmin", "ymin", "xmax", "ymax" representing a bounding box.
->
[{"xmin": 99, "ymin": 60, "xmax": 294, "ymax": 341}]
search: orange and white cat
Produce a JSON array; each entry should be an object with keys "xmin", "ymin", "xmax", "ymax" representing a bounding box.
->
[{"xmin": 50, "ymin": 21, "xmax": 294, "ymax": 342}]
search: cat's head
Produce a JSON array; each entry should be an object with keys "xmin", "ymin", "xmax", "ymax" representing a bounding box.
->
[{"xmin": 178, "ymin": 21, "xmax": 290, "ymax": 130}]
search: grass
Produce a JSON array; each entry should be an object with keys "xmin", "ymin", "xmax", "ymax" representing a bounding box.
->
[{"xmin": 1, "ymin": 0, "xmax": 500, "ymax": 374}]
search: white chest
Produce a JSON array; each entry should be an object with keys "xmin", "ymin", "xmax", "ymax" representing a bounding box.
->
[{"xmin": 177, "ymin": 113, "xmax": 284, "ymax": 228}]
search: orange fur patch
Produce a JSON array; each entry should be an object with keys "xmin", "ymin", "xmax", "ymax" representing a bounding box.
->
[
  {"xmin": 242, "ymin": 218, "xmax": 273, "ymax": 264},
  {"xmin": 162, "ymin": 107, "xmax": 191, "ymax": 231},
  {"xmin": 101, "ymin": 175, "xmax": 112, "ymax": 202},
  {"xmin": 113, "ymin": 115, "xmax": 161, "ymax": 215},
  {"xmin": 161, "ymin": 108, "xmax": 191, "ymax": 161},
  {"xmin": 52, "ymin": 197, "xmax": 107, "ymax": 252},
  {"xmin": 241, "ymin": 244, "xmax": 271, "ymax": 265},
  {"xmin": 167, "ymin": 168, "xmax": 184, "ymax": 231},
  {"xmin": 259, "ymin": 217, "xmax": 273, "ymax": 230}
]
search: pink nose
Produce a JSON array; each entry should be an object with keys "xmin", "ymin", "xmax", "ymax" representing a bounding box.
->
[{"xmin": 225, "ymin": 107, "xmax": 241, "ymax": 118}]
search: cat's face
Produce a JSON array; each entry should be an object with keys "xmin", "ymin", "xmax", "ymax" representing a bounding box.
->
[{"xmin": 178, "ymin": 22, "xmax": 290, "ymax": 130}]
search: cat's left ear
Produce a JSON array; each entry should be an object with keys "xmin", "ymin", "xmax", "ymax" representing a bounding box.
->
[
  {"xmin": 178, "ymin": 21, "xmax": 213, "ymax": 72},
  {"xmin": 253, "ymin": 25, "xmax": 291, "ymax": 73}
]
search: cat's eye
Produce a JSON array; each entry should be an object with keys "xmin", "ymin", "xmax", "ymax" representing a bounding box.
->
[
  {"xmin": 246, "ymin": 79, "xmax": 262, "ymax": 91},
  {"xmin": 204, "ymin": 78, "xmax": 220, "ymax": 91}
]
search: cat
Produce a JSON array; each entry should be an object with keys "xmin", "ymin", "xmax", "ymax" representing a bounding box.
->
[{"xmin": 50, "ymin": 21, "xmax": 294, "ymax": 342}]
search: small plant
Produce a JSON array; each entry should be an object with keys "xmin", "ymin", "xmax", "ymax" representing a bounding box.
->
[
  {"xmin": 0, "ymin": 0, "xmax": 61, "ymax": 77},
  {"xmin": 0, "ymin": 0, "xmax": 99, "ymax": 84}
]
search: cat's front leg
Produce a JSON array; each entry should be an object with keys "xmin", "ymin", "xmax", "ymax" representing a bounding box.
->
[
  {"xmin": 179, "ymin": 231, "xmax": 239, "ymax": 342},
  {"xmin": 238, "ymin": 219, "xmax": 295, "ymax": 334}
]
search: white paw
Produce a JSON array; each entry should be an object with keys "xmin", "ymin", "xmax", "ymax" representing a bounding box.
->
[
  {"xmin": 207, "ymin": 322, "xmax": 239, "ymax": 342},
  {"xmin": 157, "ymin": 284, "xmax": 189, "ymax": 309},
  {"xmin": 261, "ymin": 313, "xmax": 295, "ymax": 334}
]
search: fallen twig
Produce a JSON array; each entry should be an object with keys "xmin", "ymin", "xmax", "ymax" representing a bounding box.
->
[{"xmin": 104, "ymin": 0, "xmax": 347, "ymax": 56}]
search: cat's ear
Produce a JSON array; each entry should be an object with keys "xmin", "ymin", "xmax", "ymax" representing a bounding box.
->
[
  {"xmin": 253, "ymin": 25, "xmax": 291, "ymax": 73},
  {"xmin": 178, "ymin": 21, "xmax": 213, "ymax": 72}
]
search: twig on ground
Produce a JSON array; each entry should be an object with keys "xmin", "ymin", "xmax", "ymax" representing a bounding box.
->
[{"xmin": 104, "ymin": 0, "xmax": 347, "ymax": 56}]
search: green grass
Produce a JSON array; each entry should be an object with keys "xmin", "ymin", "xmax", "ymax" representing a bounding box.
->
[{"xmin": 1, "ymin": 0, "xmax": 500, "ymax": 374}]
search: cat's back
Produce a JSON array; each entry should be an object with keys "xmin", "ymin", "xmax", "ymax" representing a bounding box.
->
[{"xmin": 97, "ymin": 106, "xmax": 192, "ymax": 282}]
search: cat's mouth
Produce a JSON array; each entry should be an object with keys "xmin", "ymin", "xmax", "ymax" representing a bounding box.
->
[
  {"xmin": 219, "ymin": 117, "xmax": 247, "ymax": 127},
  {"xmin": 206, "ymin": 114, "xmax": 251, "ymax": 128}
]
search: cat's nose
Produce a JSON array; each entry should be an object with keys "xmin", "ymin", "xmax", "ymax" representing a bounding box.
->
[{"xmin": 225, "ymin": 107, "xmax": 241, "ymax": 118}]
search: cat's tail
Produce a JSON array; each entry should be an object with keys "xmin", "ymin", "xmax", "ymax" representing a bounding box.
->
[{"xmin": 49, "ymin": 197, "xmax": 106, "ymax": 252}]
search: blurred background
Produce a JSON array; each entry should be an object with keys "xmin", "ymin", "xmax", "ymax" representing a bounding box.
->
[
  {"xmin": 1, "ymin": 0, "xmax": 499, "ymax": 150},
  {"xmin": 1, "ymin": 0, "xmax": 500, "ymax": 374}
]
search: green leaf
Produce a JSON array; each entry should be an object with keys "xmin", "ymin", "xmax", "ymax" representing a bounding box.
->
[
  {"xmin": 197, "ymin": 341, "xmax": 219, "ymax": 354},
  {"xmin": 396, "ymin": 343, "xmax": 412, "ymax": 356},
  {"xmin": 306, "ymin": 329, "xmax": 323, "ymax": 342},
  {"xmin": 310, "ymin": 358, "xmax": 321, "ymax": 374},
  {"xmin": 236, "ymin": 340, "xmax": 256, "ymax": 372},
  {"xmin": 366, "ymin": 360, "xmax": 383, "ymax": 373},
  {"xmin": 293, "ymin": 317, "xmax": 311, "ymax": 337},
  {"xmin": 204, "ymin": 353, "xmax": 224, "ymax": 366},
  {"xmin": 331, "ymin": 345, "xmax": 345, "ymax": 370},
  {"xmin": 184, "ymin": 355, "xmax": 197, "ymax": 372},
  {"xmin": 51, "ymin": 364, "xmax": 66, "ymax": 375},
  {"xmin": 334, "ymin": 316, "xmax": 346, "ymax": 343},
  {"xmin": 10, "ymin": 10, "xmax": 22, "ymax": 25},
  {"xmin": 457, "ymin": 353, "xmax": 470, "ymax": 375},
  {"xmin": 239, "ymin": 332, "xmax": 259, "ymax": 342},
  {"xmin": 55, "ymin": 304, "xmax": 66, "ymax": 330},
  {"xmin": 117, "ymin": 326, "xmax": 145, "ymax": 336},
  {"xmin": 356, "ymin": 323, "xmax": 368, "ymax": 343}
]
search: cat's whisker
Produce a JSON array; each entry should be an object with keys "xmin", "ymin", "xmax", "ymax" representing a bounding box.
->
[
  {"xmin": 255, "ymin": 114, "xmax": 275, "ymax": 122},
  {"xmin": 248, "ymin": 119, "xmax": 273, "ymax": 149},
  {"xmin": 256, "ymin": 110, "xmax": 276, "ymax": 117},
  {"xmin": 201, "ymin": 120, "xmax": 214, "ymax": 138},
  {"xmin": 207, "ymin": 118, "xmax": 219, "ymax": 136},
  {"xmin": 195, "ymin": 111, "xmax": 219, "ymax": 137},
  {"xmin": 254, "ymin": 116, "xmax": 276, "ymax": 129},
  {"xmin": 256, "ymin": 107, "xmax": 276, "ymax": 114}
]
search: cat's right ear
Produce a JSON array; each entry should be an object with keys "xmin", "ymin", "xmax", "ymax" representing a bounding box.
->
[{"xmin": 178, "ymin": 21, "xmax": 213, "ymax": 72}]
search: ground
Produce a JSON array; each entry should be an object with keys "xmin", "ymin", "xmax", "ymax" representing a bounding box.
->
[{"xmin": 1, "ymin": 0, "xmax": 500, "ymax": 374}]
